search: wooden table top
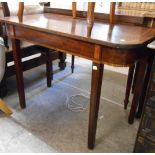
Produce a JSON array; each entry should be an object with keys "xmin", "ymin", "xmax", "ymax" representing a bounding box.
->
[{"xmin": 1, "ymin": 13, "xmax": 155, "ymax": 49}]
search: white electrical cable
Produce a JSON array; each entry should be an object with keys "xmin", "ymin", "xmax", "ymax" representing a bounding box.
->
[
  {"xmin": 65, "ymin": 94, "xmax": 88, "ymax": 112},
  {"xmin": 65, "ymin": 93, "xmax": 105, "ymax": 120}
]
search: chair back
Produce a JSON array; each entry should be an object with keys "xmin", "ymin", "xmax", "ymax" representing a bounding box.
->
[
  {"xmin": 72, "ymin": 2, "xmax": 116, "ymax": 24},
  {"xmin": 1, "ymin": 2, "xmax": 46, "ymax": 47},
  {"xmin": 1, "ymin": 2, "xmax": 45, "ymax": 17},
  {"xmin": 71, "ymin": 2, "xmax": 116, "ymax": 37}
]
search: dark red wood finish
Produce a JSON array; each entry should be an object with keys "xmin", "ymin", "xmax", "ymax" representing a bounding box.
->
[{"xmin": 1, "ymin": 13, "xmax": 155, "ymax": 149}]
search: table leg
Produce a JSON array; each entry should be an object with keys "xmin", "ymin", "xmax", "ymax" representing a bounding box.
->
[
  {"xmin": 128, "ymin": 56, "xmax": 148, "ymax": 124},
  {"xmin": 11, "ymin": 39, "xmax": 26, "ymax": 109},
  {"xmin": 124, "ymin": 64, "xmax": 135, "ymax": 109},
  {"xmin": 136, "ymin": 54, "xmax": 154, "ymax": 118},
  {"xmin": 88, "ymin": 62, "xmax": 103, "ymax": 149}
]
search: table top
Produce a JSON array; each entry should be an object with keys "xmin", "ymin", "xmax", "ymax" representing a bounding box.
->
[{"xmin": 1, "ymin": 13, "xmax": 155, "ymax": 49}]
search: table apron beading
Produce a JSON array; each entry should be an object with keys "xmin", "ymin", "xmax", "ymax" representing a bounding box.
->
[{"xmin": 6, "ymin": 24, "xmax": 148, "ymax": 66}]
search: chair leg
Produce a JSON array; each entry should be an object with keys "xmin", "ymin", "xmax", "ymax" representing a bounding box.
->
[
  {"xmin": 59, "ymin": 52, "xmax": 66, "ymax": 70},
  {"xmin": 124, "ymin": 64, "xmax": 135, "ymax": 109},
  {"xmin": 128, "ymin": 56, "xmax": 148, "ymax": 124},
  {"xmin": 136, "ymin": 54, "xmax": 154, "ymax": 118},
  {"xmin": 71, "ymin": 55, "xmax": 75, "ymax": 73},
  {"xmin": 0, "ymin": 99, "xmax": 12, "ymax": 115},
  {"xmin": 0, "ymin": 62, "xmax": 8, "ymax": 98},
  {"xmin": 46, "ymin": 50, "xmax": 53, "ymax": 87},
  {"xmin": 0, "ymin": 76, "xmax": 7, "ymax": 98}
]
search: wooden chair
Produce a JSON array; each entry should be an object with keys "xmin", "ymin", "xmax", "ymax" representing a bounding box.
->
[
  {"xmin": 70, "ymin": 2, "xmax": 76, "ymax": 73},
  {"xmin": 0, "ymin": 2, "xmax": 54, "ymax": 108},
  {"xmin": 71, "ymin": 2, "xmax": 95, "ymax": 73},
  {"xmin": 0, "ymin": 2, "xmax": 66, "ymax": 102},
  {"xmin": 124, "ymin": 6, "xmax": 155, "ymax": 119},
  {"xmin": 0, "ymin": 41, "xmax": 12, "ymax": 115},
  {"xmin": 102, "ymin": 3, "xmax": 152, "ymax": 124},
  {"xmin": 71, "ymin": 2, "xmax": 116, "ymax": 73},
  {"xmin": 73, "ymin": 2, "xmax": 143, "ymax": 124}
]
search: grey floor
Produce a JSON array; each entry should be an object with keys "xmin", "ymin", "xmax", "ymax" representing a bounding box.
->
[{"xmin": 0, "ymin": 58, "xmax": 140, "ymax": 153}]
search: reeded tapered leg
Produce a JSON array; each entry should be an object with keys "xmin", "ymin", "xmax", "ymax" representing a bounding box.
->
[
  {"xmin": 71, "ymin": 55, "xmax": 75, "ymax": 73},
  {"xmin": 136, "ymin": 54, "xmax": 154, "ymax": 118},
  {"xmin": 124, "ymin": 65, "xmax": 135, "ymax": 109},
  {"xmin": 88, "ymin": 62, "xmax": 103, "ymax": 149},
  {"xmin": 46, "ymin": 50, "xmax": 53, "ymax": 87},
  {"xmin": 11, "ymin": 39, "xmax": 26, "ymax": 109},
  {"xmin": 128, "ymin": 56, "xmax": 148, "ymax": 124}
]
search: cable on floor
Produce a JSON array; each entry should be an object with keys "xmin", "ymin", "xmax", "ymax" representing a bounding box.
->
[{"xmin": 65, "ymin": 94, "xmax": 88, "ymax": 112}]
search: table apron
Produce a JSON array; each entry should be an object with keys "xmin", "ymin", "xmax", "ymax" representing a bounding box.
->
[
  {"xmin": 6, "ymin": 24, "xmax": 148, "ymax": 66},
  {"xmin": 7, "ymin": 24, "xmax": 102, "ymax": 62}
]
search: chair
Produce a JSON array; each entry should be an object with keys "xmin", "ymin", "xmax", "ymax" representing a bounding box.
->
[
  {"xmin": 71, "ymin": 2, "xmax": 116, "ymax": 71},
  {"xmin": 70, "ymin": 2, "xmax": 76, "ymax": 74},
  {"xmin": 0, "ymin": 2, "xmax": 66, "ymax": 100},
  {"xmin": 105, "ymin": 3, "xmax": 150, "ymax": 123},
  {"xmin": 72, "ymin": 2, "xmax": 143, "ymax": 123},
  {"xmin": 123, "ymin": 5, "xmax": 155, "ymax": 118},
  {"xmin": 0, "ymin": 40, "xmax": 12, "ymax": 115}
]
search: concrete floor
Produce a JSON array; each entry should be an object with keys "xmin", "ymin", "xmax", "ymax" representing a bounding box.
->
[{"xmin": 0, "ymin": 57, "xmax": 139, "ymax": 153}]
